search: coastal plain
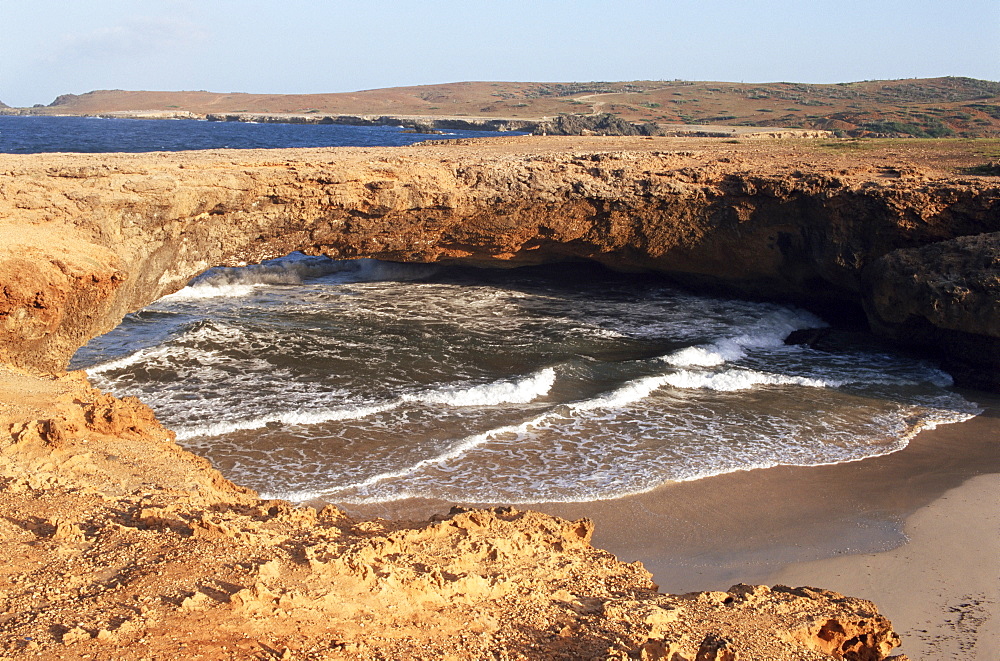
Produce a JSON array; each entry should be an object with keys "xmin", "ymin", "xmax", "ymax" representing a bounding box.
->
[{"xmin": 1, "ymin": 135, "xmax": 999, "ymax": 659}]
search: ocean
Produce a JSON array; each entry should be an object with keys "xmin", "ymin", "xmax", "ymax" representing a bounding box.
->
[
  {"xmin": 7, "ymin": 116, "xmax": 980, "ymax": 506},
  {"xmin": 0, "ymin": 115, "xmax": 516, "ymax": 153},
  {"xmin": 71, "ymin": 255, "xmax": 980, "ymax": 505}
]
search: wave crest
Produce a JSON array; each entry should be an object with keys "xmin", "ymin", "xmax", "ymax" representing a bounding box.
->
[
  {"xmin": 410, "ymin": 368, "xmax": 556, "ymax": 406},
  {"xmin": 162, "ymin": 255, "xmax": 439, "ymax": 301},
  {"xmin": 175, "ymin": 368, "xmax": 556, "ymax": 440},
  {"xmin": 662, "ymin": 308, "xmax": 825, "ymax": 367}
]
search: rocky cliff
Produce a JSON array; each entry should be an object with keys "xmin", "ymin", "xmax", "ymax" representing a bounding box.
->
[
  {"xmin": 1, "ymin": 136, "xmax": 998, "ymax": 387},
  {"xmin": 8, "ymin": 135, "xmax": 997, "ymax": 658}
]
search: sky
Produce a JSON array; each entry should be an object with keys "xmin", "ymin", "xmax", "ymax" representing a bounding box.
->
[{"xmin": 1, "ymin": 0, "xmax": 998, "ymax": 107}]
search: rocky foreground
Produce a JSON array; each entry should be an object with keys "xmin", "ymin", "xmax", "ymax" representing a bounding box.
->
[
  {"xmin": 0, "ymin": 366, "xmax": 901, "ymax": 660},
  {"xmin": 2, "ymin": 135, "xmax": 999, "ymax": 659}
]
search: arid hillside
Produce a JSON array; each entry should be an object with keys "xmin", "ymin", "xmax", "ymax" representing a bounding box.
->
[{"xmin": 10, "ymin": 76, "xmax": 1000, "ymax": 137}]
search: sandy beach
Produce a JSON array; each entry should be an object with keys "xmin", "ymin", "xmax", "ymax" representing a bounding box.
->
[
  {"xmin": 349, "ymin": 389, "xmax": 1000, "ymax": 659},
  {"xmin": 770, "ymin": 472, "xmax": 1000, "ymax": 660},
  {"xmin": 536, "ymin": 390, "xmax": 1000, "ymax": 660}
]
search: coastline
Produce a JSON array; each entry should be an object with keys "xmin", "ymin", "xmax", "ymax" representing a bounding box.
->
[
  {"xmin": 767, "ymin": 472, "xmax": 1000, "ymax": 660},
  {"xmin": 346, "ymin": 389, "xmax": 1000, "ymax": 655},
  {"xmin": 544, "ymin": 389, "xmax": 1000, "ymax": 591},
  {"xmin": 0, "ymin": 108, "xmax": 834, "ymax": 139},
  {"xmin": 2, "ymin": 137, "xmax": 998, "ymax": 657}
]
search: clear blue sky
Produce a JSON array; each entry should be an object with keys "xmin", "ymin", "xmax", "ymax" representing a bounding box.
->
[{"xmin": 2, "ymin": 0, "xmax": 998, "ymax": 107}]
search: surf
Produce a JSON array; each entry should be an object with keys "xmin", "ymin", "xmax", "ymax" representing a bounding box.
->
[{"xmin": 72, "ymin": 256, "xmax": 981, "ymax": 505}]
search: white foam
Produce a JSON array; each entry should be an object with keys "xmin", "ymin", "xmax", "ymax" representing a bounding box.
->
[
  {"xmin": 315, "ymin": 365, "xmax": 833, "ymax": 497},
  {"xmin": 662, "ymin": 308, "xmax": 825, "ymax": 368},
  {"xmin": 325, "ymin": 413, "xmax": 556, "ymax": 495},
  {"xmin": 569, "ymin": 374, "xmax": 673, "ymax": 411},
  {"xmin": 175, "ymin": 369, "xmax": 555, "ymax": 440},
  {"xmin": 663, "ymin": 368, "xmax": 834, "ymax": 392},
  {"xmin": 663, "ymin": 344, "xmax": 734, "ymax": 367},
  {"xmin": 566, "ymin": 364, "xmax": 832, "ymax": 412},
  {"xmin": 174, "ymin": 401, "xmax": 401, "ymax": 440},
  {"xmin": 410, "ymin": 368, "xmax": 556, "ymax": 406},
  {"xmin": 86, "ymin": 345, "xmax": 169, "ymax": 375},
  {"xmin": 293, "ymin": 401, "xmax": 983, "ymax": 506},
  {"xmin": 161, "ymin": 283, "xmax": 262, "ymax": 301},
  {"xmin": 85, "ymin": 320, "xmax": 243, "ymax": 376}
]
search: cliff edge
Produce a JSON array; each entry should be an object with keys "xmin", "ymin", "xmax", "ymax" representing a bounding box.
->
[{"xmin": 2, "ymin": 136, "xmax": 998, "ymax": 387}]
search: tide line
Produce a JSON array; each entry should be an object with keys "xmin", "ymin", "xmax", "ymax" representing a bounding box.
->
[{"xmin": 323, "ymin": 364, "xmax": 844, "ymax": 494}]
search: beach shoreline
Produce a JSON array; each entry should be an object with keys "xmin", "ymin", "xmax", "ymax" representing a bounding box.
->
[
  {"xmin": 343, "ymin": 389, "xmax": 1000, "ymax": 657},
  {"xmin": 768, "ymin": 471, "xmax": 1000, "ymax": 660}
]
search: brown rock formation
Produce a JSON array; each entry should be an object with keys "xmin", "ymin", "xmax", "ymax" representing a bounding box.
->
[
  {"xmin": 1, "ymin": 135, "xmax": 998, "ymax": 659},
  {"xmin": 864, "ymin": 231, "xmax": 1000, "ymax": 390},
  {"xmin": 0, "ymin": 363, "xmax": 903, "ymax": 659},
  {"xmin": 1, "ymin": 137, "xmax": 998, "ymax": 386}
]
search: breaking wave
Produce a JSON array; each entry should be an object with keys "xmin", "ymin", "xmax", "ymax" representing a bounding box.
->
[
  {"xmin": 71, "ymin": 256, "xmax": 981, "ymax": 505},
  {"xmin": 162, "ymin": 255, "xmax": 439, "ymax": 301}
]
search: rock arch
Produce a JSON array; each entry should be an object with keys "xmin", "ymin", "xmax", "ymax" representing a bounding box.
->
[{"xmin": 1, "ymin": 143, "xmax": 998, "ymax": 386}]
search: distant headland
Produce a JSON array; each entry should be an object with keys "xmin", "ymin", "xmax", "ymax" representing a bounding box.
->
[{"xmin": 3, "ymin": 76, "xmax": 999, "ymax": 138}]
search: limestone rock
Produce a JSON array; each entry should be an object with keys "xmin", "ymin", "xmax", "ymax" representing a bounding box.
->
[
  {"xmin": 863, "ymin": 232, "xmax": 1000, "ymax": 389},
  {"xmin": 0, "ymin": 142, "xmax": 997, "ymax": 386}
]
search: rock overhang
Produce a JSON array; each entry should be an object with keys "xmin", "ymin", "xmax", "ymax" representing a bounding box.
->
[{"xmin": 1, "ymin": 139, "xmax": 998, "ymax": 388}]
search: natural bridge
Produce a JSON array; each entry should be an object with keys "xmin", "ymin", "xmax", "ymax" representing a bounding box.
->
[
  {"xmin": 2, "ymin": 136, "xmax": 999, "ymax": 387},
  {"xmin": 2, "ymin": 135, "xmax": 999, "ymax": 658}
]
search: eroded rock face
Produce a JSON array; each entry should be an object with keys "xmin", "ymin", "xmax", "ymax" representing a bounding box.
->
[
  {"xmin": 0, "ymin": 228, "xmax": 125, "ymax": 374},
  {"xmin": 0, "ymin": 139, "xmax": 953, "ymax": 659},
  {"xmin": 864, "ymin": 231, "xmax": 1000, "ymax": 390},
  {"xmin": 1, "ymin": 141, "xmax": 998, "ymax": 387}
]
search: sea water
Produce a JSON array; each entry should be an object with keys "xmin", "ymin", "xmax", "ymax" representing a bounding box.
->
[
  {"xmin": 71, "ymin": 254, "xmax": 980, "ymax": 505},
  {"xmin": 0, "ymin": 115, "xmax": 519, "ymax": 153}
]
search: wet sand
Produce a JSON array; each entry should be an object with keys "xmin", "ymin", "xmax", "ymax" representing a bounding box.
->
[
  {"xmin": 347, "ymin": 389, "xmax": 1000, "ymax": 658},
  {"xmin": 769, "ymin": 472, "xmax": 1000, "ymax": 660},
  {"xmin": 536, "ymin": 390, "xmax": 1000, "ymax": 589}
]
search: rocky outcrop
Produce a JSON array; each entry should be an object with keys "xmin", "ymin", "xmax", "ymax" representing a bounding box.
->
[
  {"xmin": 205, "ymin": 111, "xmax": 538, "ymax": 133},
  {"xmin": 0, "ymin": 362, "xmax": 903, "ymax": 659},
  {"xmin": 864, "ymin": 232, "xmax": 1000, "ymax": 390},
  {"xmin": 530, "ymin": 113, "xmax": 837, "ymax": 138},
  {"xmin": 533, "ymin": 112, "xmax": 665, "ymax": 136},
  {"xmin": 1, "ymin": 139, "xmax": 998, "ymax": 387}
]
